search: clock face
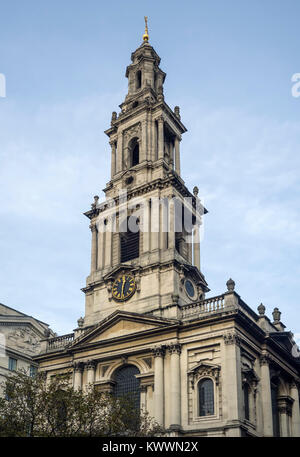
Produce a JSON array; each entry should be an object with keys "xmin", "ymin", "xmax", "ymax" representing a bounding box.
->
[
  {"xmin": 112, "ymin": 274, "xmax": 136, "ymax": 301},
  {"xmin": 185, "ymin": 279, "xmax": 196, "ymax": 299}
]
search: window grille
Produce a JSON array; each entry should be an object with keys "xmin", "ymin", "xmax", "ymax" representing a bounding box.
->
[
  {"xmin": 113, "ymin": 365, "xmax": 140, "ymax": 411},
  {"xmin": 198, "ymin": 378, "xmax": 214, "ymax": 416}
]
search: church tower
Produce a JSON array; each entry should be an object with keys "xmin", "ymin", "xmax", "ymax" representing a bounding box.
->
[
  {"xmin": 36, "ymin": 21, "xmax": 300, "ymax": 438},
  {"xmin": 82, "ymin": 20, "xmax": 209, "ymax": 328}
]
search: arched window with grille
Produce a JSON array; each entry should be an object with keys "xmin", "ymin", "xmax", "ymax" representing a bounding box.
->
[
  {"xmin": 120, "ymin": 216, "xmax": 140, "ymax": 262},
  {"xmin": 113, "ymin": 364, "xmax": 141, "ymax": 411},
  {"xmin": 198, "ymin": 378, "xmax": 214, "ymax": 416}
]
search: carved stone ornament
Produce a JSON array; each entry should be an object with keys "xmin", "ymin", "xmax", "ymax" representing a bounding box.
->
[
  {"xmin": 168, "ymin": 342, "xmax": 182, "ymax": 355},
  {"xmin": 223, "ymin": 331, "xmax": 241, "ymax": 346},
  {"xmin": 123, "ymin": 123, "xmax": 141, "ymax": 142},
  {"xmin": 86, "ymin": 360, "xmax": 97, "ymax": 371},
  {"xmin": 188, "ymin": 362, "xmax": 220, "ymax": 389},
  {"xmin": 257, "ymin": 303, "xmax": 266, "ymax": 316},
  {"xmin": 151, "ymin": 345, "xmax": 165, "ymax": 358},
  {"xmin": 242, "ymin": 366, "xmax": 260, "ymax": 395},
  {"xmin": 226, "ymin": 278, "xmax": 235, "ymax": 292},
  {"xmin": 8, "ymin": 327, "xmax": 41, "ymax": 355},
  {"xmin": 73, "ymin": 361, "xmax": 84, "ymax": 372}
]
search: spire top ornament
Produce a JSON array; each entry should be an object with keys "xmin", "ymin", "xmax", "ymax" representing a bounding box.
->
[{"xmin": 143, "ymin": 16, "xmax": 149, "ymax": 42}]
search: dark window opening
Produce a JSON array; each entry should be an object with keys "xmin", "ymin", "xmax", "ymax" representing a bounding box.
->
[
  {"xmin": 198, "ymin": 378, "xmax": 214, "ymax": 416},
  {"xmin": 120, "ymin": 216, "xmax": 140, "ymax": 262},
  {"xmin": 132, "ymin": 101, "xmax": 138, "ymax": 109},
  {"xmin": 271, "ymin": 381, "xmax": 280, "ymax": 436},
  {"xmin": 132, "ymin": 143, "xmax": 139, "ymax": 166},
  {"xmin": 136, "ymin": 71, "xmax": 142, "ymax": 90},
  {"xmin": 243, "ymin": 384, "xmax": 250, "ymax": 420}
]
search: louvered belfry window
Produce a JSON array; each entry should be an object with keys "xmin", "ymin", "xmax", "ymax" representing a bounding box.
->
[
  {"xmin": 120, "ymin": 216, "xmax": 139, "ymax": 262},
  {"xmin": 113, "ymin": 365, "xmax": 140, "ymax": 411}
]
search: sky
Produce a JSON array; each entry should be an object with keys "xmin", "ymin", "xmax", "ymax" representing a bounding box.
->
[{"xmin": 0, "ymin": 0, "xmax": 299, "ymax": 339}]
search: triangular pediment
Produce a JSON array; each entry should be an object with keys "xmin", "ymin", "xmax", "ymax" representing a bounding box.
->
[
  {"xmin": 103, "ymin": 265, "xmax": 140, "ymax": 282},
  {"xmin": 70, "ymin": 311, "xmax": 177, "ymax": 347}
]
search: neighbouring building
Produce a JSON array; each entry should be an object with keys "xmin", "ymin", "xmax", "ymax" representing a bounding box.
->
[
  {"xmin": 0, "ymin": 303, "xmax": 53, "ymax": 396},
  {"xmin": 35, "ymin": 24, "xmax": 300, "ymax": 437}
]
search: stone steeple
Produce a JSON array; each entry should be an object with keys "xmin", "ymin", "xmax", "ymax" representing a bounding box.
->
[{"xmin": 83, "ymin": 31, "xmax": 208, "ymax": 327}]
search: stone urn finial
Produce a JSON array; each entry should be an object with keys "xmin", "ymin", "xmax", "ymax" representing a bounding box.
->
[
  {"xmin": 257, "ymin": 303, "xmax": 266, "ymax": 316},
  {"xmin": 226, "ymin": 278, "xmax": 235, "ymax": 292},
  {"xmin": 77, "ymin": 317, "xmax": 84, "ymax": 328},
  {"xmin": 272, "ymin": 307, "xmax": 281, "ymax": 323},
  {"xmin": 92, "ymin": 195, "xmax": 99, "ymax": 209},
  {"xmin": 111, "ymin": 111, "xmax": 117, "ymax": 124},
  {"xmin": 174, "ymin": 106, "xmax": 181, "ymax": 119},
  {"xmin": 193, "ymin": 186, "xmax": 199, "ymax": 197}
]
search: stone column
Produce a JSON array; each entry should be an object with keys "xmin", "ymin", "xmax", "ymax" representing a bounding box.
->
[
  {"xmin": 110, "ymin": 141, "xmax": 116, "ymax": 177},
  {"xmin": 90, "ymin": 223, "xmax": 97, "ymax": 273},
  {"xmin": 175, "ymin": 137, "xmax": 181, "ymax": 175},
  {"xmin": 97, "ymin": 222, "xmax": 105, "ymax": 271},
  {"xmin": 260, "ymin": 355, "xmax": 273, "ymax": 436},
  {"xmin": 104, "ymin": 216, "xmax": 112, "ymax": 268},
  {"xmin": 152, "ymin": 347, "xmax": 165, "ymax": 425},
  {"xmin": 86, "ymin": 360, "xmax": 96, "ymax": 388},
  {"xmin": 290, "ymin": 382, "xmax": 300, "ymax": 437},
  {"xmin": 223, "ymin": 332, "xmax": 243, "ymax": 436},
  {"xmin": 140, "ymin": 385, "xmax": 147, "ymax": 412},
  {"xmin": 158, "ymin": 117, "xmax": 164, "ymax": 159},
  {"xmin": 116, "ymin": 131, "xmax": 123, "ymax": 172},
  {"xmin": 73, "ymin": 362, "xmax": 83, "ymax": 391},
  {"xmin": 168, "ymin": 196, "xmax": 175, "ymax": 249},
  {"xmin": 142, "ymin": 199, "xmax": 151, "ymax": 253},
  {"xmin": 168, "ymin": 343, "xmax": 181, "ymax": 428},
  {"xmin": 193, "ymin": 225, "xmax": 200, "ymax": 270},
  {"xmin": 278, "ymin": 401, "xmax": 291, "ymax": 437},
  {"xmin": 141, "ymin": 120, "xmax": 147, "ymax": 162},
  {"xmin": 151, "ymin": 195, "xmax": 160, "ymax": 251}
]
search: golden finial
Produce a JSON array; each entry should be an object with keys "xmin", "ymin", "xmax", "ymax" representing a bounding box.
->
[{"xmin": 143, "ymin": 16, "xmax": 149, "ymax": 42}]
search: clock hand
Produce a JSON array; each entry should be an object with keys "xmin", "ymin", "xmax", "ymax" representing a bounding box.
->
[{"xmin": 121, "ymin": 276, "xmax": 126, "ymax": 298}]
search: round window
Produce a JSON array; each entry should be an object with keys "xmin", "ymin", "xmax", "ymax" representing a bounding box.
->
[{"xmin": 185, "ymin": 279, "xmax": 195, "ymax": 298}]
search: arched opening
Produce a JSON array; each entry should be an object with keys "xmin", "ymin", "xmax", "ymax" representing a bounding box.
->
[
  {"xmin": 198, "ymin": 378, "xmax": 214, "ymax": 416},
  {"xmin": 136, "ymin": 70, "xmax": 142, "ymax": 90},
  {"xmin": 128, "ymin": 137, "xmax": 139, "ymax": 167},
  {"xmin": 113, "ymin": 364, "xmax": 140, "ymax": 411},
  {"xmin": 120, "ymin": 216, "xmax": 140, "ymax": 262}
]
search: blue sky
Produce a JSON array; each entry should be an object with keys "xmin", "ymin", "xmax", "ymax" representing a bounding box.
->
[{"xmin": 0, "ymin": 0, "xmax": 299, "ymax": 338}]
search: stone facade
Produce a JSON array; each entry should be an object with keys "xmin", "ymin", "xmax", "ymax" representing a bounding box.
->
[
  {"xmin": 35, "ymin": 34, "xmax": 300, "ymax": 437},
  {"xmin": 0, "ymin": 303, "xmax": 53, "ymax": 396}
]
